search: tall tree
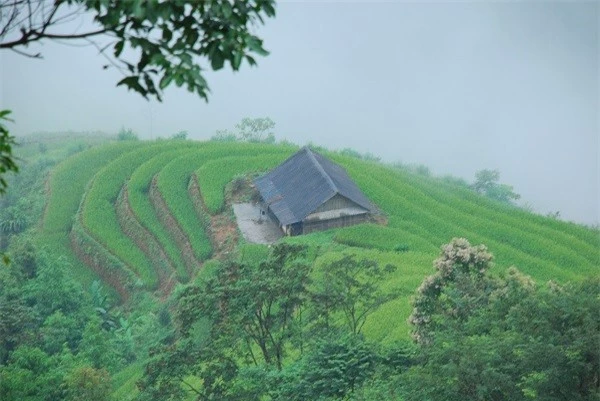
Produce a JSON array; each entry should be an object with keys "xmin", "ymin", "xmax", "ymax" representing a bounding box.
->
[
  {"xmin": 405, "ymin": 238, "xmax": 600, "ymax": 401},
  {"xmin": 178, "ymin": 244, "xmax": 311, "ymax": 370},
  {"xmin": 472, "ymin": 169, "xmax": 520, "ymax": 204},
  {"xmin": 311, "ymin": 254, "xmax": 397, "ymax": 335},
  {"xmin": 408, "ymin": 237, "xmax": 494, "ymax": 345}
]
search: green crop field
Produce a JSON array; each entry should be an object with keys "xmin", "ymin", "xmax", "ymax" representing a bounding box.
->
[
  {"xmin": 195, "ymin": 152, "xmax": 293, "ymax": 214},
  {"xmin": 80, "ymin": 142, "xmax": 191, "ymax": 289},
  {"xmin": 126, "ymin": 146, "xmax": 199, "ymax": 282},
  {"xmin": 155, "ymin": 142, "xmax": 293, "ymax": 262},
  {"xmin": 37, "ymin": 139, "xmax": 599, "ymax": 343},
  {"xmin": 40, "ymin": 141, "xmax": 139, "ymax": 285}
]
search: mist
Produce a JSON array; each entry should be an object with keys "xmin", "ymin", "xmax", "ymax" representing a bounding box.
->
[{"xmin": 1, "ymin": 1, "xmax": 597, "ymax": 225}]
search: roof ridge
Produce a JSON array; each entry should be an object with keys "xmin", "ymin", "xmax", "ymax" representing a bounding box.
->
[{"xmin": 305, "ymin": 147, "xmax": 338, "ymax": 193}]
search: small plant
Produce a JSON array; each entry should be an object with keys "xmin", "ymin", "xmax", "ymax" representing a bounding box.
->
[
  {"xmin": 170, "ymin": 131, "xmax": 188, "ymax": 140},
  {"xmin": 394, "ymin": 243, "xmax": 410, "ymax": 253},
  {"xmin": 117, "ymin": 127, "xmax": 138, "ymax": 141}
]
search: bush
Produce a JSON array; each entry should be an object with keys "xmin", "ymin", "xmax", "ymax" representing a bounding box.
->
[
  {"xmin": 170, "ymin": 131, "xmax": 188, "ymax": 140},
  {"xmin": 117, "ymin": 128, "xmax": 138, "ymax": 141},
  {"xmin": 394, "ymin": 243, "xmax": 409, "ymax": 253}
]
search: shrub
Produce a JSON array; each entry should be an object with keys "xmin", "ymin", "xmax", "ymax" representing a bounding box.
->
[
  {"xmin": 117, "ymin": 128, "xmax": 138, "ymax": 141},
  {"xmin": 170, "ymin": 131, "xmax": 188, "ymax": 140},
  {"xmin": 394, "ymin": 243, "xmax": 409, "ymax": 253}
]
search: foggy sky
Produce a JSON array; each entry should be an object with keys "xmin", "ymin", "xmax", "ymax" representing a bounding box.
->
[{"xmin": 1, "ymin": 1, "xmax": 598, "ymax": 225}]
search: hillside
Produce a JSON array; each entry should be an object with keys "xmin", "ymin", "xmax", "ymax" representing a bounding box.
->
[
  {"xmin": 38, "ymin": 138, "xmax": 598, "ymax": 341},
  {"xmin": 0, "ymin": 136, "xmax": 596, "ymax": 401}
]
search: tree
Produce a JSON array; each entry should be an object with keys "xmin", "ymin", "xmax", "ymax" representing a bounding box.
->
[
  {"xmin": 212, "ymin": 117, "xmax": 276, "ymax": 143},
  {"xmin": 170, "ymin": 130, "xmax": 188, "ymax": 140},
  {"xmin": 138, "ymin": 245, "xmax": 311, "ymax": 400},
  {"xmin": 0, "ymin": 0, "xmax": 275, "ymax": 101},
  {"xmin": 0, "ymin": 346, "xmax": 67, "ymax": 401},
  {"xmin": 64, "ymin": 366, "xmax": 112, "ymax": 401},
  {"xmin": 0, "ymin": 0, "xmax": 276, "ymax": 192},
  {"xmin": 236, "ymin": 117, "xmax": 276, "ymax": 143},
  {"xmin": 178, "ymin": 244, "xmax": 311, "ymax": 370},
  {"xmin": 0, "ymin": 111, "xmax": 18, "ymax": 195},
  {"xmin": 408, "ymin": 237, "xmax": 494, "ymax": 345},
  {"xmin": 116, "ymin": 127, "xmax": 138, "ymax": 141},
  {"xmin": 272, "ymin": 334, "xmax": 378, "ymax": 401},
  {"xmin": 312, "ymin": 254, "xmax": 397, "ymax": 335},
  {"xmin": 472, "ymin": 169, "xmax": 520, "ymax": 204},
  {"xmin": 404, "ymin": 238, "xmax": 600, "ymax": 401}
]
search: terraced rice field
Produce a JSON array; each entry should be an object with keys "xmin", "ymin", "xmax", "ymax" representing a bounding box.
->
[{"xmin": 42, "ymin": 139, "xmax": 599, "ymax": 341}]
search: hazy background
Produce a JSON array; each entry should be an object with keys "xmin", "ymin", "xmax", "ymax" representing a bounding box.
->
[{"xmin": 1, "ymin": 1, "xmax": 598, "ymax": 225}]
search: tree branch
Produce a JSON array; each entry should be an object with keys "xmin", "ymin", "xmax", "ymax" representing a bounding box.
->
[
  {"xmin": 180, "ymin": 378, "xmax": 201, "ymax": 395},
  {"xmin": 9, "ymin": 46, "xmax": 40, "ymax": 58}
]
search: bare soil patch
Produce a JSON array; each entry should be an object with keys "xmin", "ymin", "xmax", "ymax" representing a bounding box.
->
[{"xmin": 188, "ymin": 174, "xmax": 239, "ymax": 260}]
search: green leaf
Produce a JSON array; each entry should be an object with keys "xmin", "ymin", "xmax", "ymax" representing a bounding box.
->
[
  {"xmin": 162, "ymin": 28, "xmax": 172, "ymax": 42},
  {"xmin": 186, "ymin": 30, "xmax": 199, "ymax": 46},
  {"xmin": 159, "ymin": 73, "xmax": 174, "ymax": 90},
  {"xmin": 117, "ymin": 76, "xmax": 146, "ymax": 97},
  {"xmin": 174, "ymin": 73, "xmax": 184, "ymax": 87},
  {"xmin": 179, "ymin": 52, "xmax": 193, "ymax": 65},
  {"xmin": 245, "ymin": 55, "xmax": 257, "ymax": 66},
  {"xmin": 222, "ymin": 2, "xmax": 232, "ymax": 19},
  {"xmin": 138, "ymin": 52, "xmax": 150, "ymax": 70},
  {"xmin": 114, "ymin": 40, "xmax": 124, "ymax": 58},
  {"xmin": 232, "ymin": 52, "xmax": 243, "ymax": 70},
  {"xmin": 246, "ymin": 36, "xmax": 269, "ymax": 56},
  {"xmin": 210, "ymin": 50, "xmax": 225, "ymax": 70}
]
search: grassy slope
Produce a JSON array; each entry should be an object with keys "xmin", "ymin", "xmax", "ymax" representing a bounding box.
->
[
  {"xmin": 196, "ymin": 152, "xmax": 294, "ymax": 214},
  {"xmin": 127, "ymin": 146, "xmax": 199, "ymax": 281},
  {"xmin": 39, "ymin": 141, "xmax": 139, "ymax": 286},
  {"xmin": 155, "ymin": 142, "xmax": 294, "ymax": 262},
  {"xmin": 42, "ymin": 141, "xmax": 599, "ymax": 344}
]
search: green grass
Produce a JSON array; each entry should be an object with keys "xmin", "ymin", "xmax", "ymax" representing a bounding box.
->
[
  {"xmin": 39, "ymin": 141, "xmax": 139, "ymax": 285},
  {"xmin": 111, "ymin": 362, "xmax": 144, "ymax": 401},
  {"xmin": 156, "ymin": 142, "xmax": 294, "ymax": 262},
  {"xmin": 196, "ymin": 152, "xmax": 293, "ymax": 214},
  {"xmin": 39, "ymin": 140, "xmax": 599, "ymax": 346},
  {"xmin": 81, "ymin": 142, "xmax": 189, "ymax": 289},
  {"xmin": 127, "ymin": 146, "xmax": 200, "ymax": 281},
  {"xmin": 334, "ymin": 157, "xmax": 598, "ymax": 282},
  {"xmin": 334, "ymin": 224, "xmax": 439, "ymax": 254},
  {"xmin": 237, "ymin": 243, "xmax": 271, "ymax": 264}
]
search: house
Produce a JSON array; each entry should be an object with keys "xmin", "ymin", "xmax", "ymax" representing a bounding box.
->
[{"xmin": 254, "ymin": 147, "xmax": 374, "ymax": 235}]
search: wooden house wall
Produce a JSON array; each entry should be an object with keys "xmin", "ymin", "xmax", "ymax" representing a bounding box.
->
[
  {"xmin": 302, "ymin": 213, "xmax": 368, "ymax": 234},
  {"xmin": 312, "ymin": 194, "xmax": 360, "ymax": 214}
]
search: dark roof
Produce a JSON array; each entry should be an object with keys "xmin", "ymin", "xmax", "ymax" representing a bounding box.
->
[{"xmin": 254, "ymin": 147, "xmax": 373, "ymax": 225}]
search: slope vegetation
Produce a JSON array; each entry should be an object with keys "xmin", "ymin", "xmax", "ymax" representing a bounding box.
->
[{"xmin": 42, "ymin": 139, "xmax": 599, "ymax": 340}]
